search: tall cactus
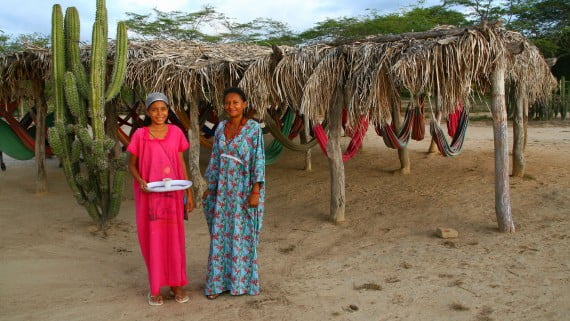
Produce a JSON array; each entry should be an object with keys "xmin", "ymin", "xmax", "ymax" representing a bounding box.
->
[{"xmin": 48, "ymin": 0, "xmax": 128, "ymax": 233}]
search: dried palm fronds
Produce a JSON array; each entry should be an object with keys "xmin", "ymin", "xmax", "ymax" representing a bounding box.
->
[
  {"xmin": 300, "ymin": 46, "xmax": 346, "ymax": 121},
  {"xmin": 0, "ymin": 24, "xmax": 557, "ymax": 122}
]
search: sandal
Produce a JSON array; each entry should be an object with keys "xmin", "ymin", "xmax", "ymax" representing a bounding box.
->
[
  {"xmin": 206, "ymin": 293, "xmax": 220, "ymax": 300},
  {"xmin": 170, "ymin": 288, "xmax": 190, "ymax": 303},
  {"xmin": 147, "ymin": 293, "xmax": 164, "ymax": 306}
]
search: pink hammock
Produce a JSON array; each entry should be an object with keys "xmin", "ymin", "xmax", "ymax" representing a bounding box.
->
[{"xmin": 313, "ymin": 115, "xmax": 369, "ymax": 162}]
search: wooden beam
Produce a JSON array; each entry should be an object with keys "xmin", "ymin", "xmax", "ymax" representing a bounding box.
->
[
  {"xmin": 300, "ymin": 115, "xmax": 312, "ymax": 171},
  {"xmin": 187, "ymin": 102, "xmax": 206, "ymax": 208},
  {"xmin": 328, "ymin": 91, "xmax": 345, "ymax": 222},
  {"xmin": 512, "ymin": 86, "xmax": 526, "ymax": 177},
  {"xmin": 33, "ymin": 80, "xmax": 47, "ymax": 194},
  {"xmin": 392, "ymin": 101, "xmax": 410, "ymax": 174},
  {"xmin": 329, "ymin": 22, "xmax": 524, "ymax": 55},
  {"xmin": 491, "ymin": 56, "xmax": 515, "ymax": 233}
]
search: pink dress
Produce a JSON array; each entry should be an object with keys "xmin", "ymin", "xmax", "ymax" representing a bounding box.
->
[{"xmin": 127, "ymin": 124, "xmax": 189, "ymax": 295}]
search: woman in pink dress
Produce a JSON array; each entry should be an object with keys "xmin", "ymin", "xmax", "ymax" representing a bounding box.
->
[{"xmin": 127, "ymin": 92, "xmax": 194, "ymax": 306}]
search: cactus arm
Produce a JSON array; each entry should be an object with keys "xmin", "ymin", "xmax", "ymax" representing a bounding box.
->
[
  {"xmin": 51, "ymin": 5, "xmax": 66, "ymax": 122},
  {"xmin": 64, "ymin": 72, "xmax": 88, "ymax": 127},
  {"xmin": 64, "ymin": 7, "xmax": 89, "ymax": 99},
  {"xmin": 90, "ymin": 21, "xmax": 106, "ymax": 140},
  {"xmin": 105, "ymin": 22, "xmax": 128, "ymax": 102}
]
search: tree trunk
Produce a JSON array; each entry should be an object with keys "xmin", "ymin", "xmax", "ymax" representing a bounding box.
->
[
  {"xmin": 33, "ymin": 81, "xmax": 48, "ymax": 194},
  {"xmin": 328, "ymin": 93, "xmax": 345, "ymax": 223},
  {"xmin": 428, "ymin": 95, "xmax": 442, "ymax": 154},
  {"xmin": 300, "ymin": 115, "xmax": 312, "ymax": 171},
  {"xmin": 523, "ymin": 96, "xmax": 529, "ymax": 153},
  {"xmin": 491, "ymin": 58, "xmax": 515, "ymax": 233},
  {"xmin": 187, "ymin": 103, "xmax": 206, "ymax": 208},
  {"xmin": 392, "ymin": 102, "xmax": 410, "ymax": 173},
  {"xmin": 512, "ymin": 89, "xmax": 525, "ymax": 177}
]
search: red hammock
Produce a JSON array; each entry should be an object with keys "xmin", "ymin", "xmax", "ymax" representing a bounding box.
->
[
  {"xmin": 314, "ymin": 115, "xmax": 368, "ymax": 162},
  {"xmin": 288, "ymin": 114, "xmax": 304, "ymax": 140},
  {"xmin": 411, "ymin": 101, "xmax": 425, "ymax": 141},
  {"xmin": 446, "ymin": 102, "xmax": 463, "ymax": 137},
  {"xmin": 374, "ymin": 107, "xmax": 415, "ymax": 149}
]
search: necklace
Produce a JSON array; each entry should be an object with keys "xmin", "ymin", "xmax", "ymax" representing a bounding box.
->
[{"xmin": 224, "ymin": 118, "xmax": 246, "ymax": 141}]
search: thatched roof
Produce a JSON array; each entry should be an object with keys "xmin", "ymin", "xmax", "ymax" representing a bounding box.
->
[{"xmin": 0, "ymin": 23, "xmax": 557, "ymax": 127}]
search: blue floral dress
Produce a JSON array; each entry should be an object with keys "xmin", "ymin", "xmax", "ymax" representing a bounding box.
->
[{"xmin": 202, "ymin": 119, "xmax": 265, "ymax": 296}]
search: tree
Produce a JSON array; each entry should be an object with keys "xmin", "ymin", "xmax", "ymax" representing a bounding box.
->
[
  {"xmin": 298, "ymin": 6, "xmax": 467, "ymax": 44},
  {"xmin": 509, "ymin": 0, "xmax": 570, "ymax": 57},
  {"xmin": 0, "ymin": 31, "xmax": 49, "ymax": 54},
  {"xmin": 442, "ymin": 0, "xmax": 507, "ymax": 23},
  {"xmin": 219, "ymin": 17, "xmax": 296, "ymax": 45},
  {"xmin": 124, "ymin": 5, "xmax": 225, "ymax": 42}
]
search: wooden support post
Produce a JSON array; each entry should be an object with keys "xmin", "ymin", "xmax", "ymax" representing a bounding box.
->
[
  {"xmin": 33, "ymin": 81, "xmax": 47, "ymax": 194},
  {"xmin": 491, "ymin": 57, "xmax": 515, "ymax": 233},
  {"xmin": 187, "ymin": 102, "xmax": 206, "ymax": 208},
  {"xmin": 512, "ymin": 87, "xmax": 525, "ymax": 177},
  {"xmin": 428, "ymin": 95, "xmax": 442, "ymax": 153},
  {"xmin": 328, "ymin": 93, "xmax": 345, "ymax": 222},
  {"xmin": 300, "ymin": 115, "xmax": 312, "ymax": 171},
  {"xmin": 523, "ymin": 97, "xmax": 529, "ymax": 153},
  {"xmin": 392, "ymin": 101, "xmax": 410, "ymax": 173}
]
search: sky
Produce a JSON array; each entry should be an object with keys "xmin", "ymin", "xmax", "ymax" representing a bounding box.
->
[{"xmin": 1, "ymin": 0, "xmax": 441, "ymax": 40}]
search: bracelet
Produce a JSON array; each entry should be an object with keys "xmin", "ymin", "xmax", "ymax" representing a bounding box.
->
[{"xmin": 251, "ymin": 191, "xmax": 260, "ymax": 195}]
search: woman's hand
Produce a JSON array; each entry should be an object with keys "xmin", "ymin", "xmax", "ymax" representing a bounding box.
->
[
  {"xmin": 248, "ymin": 193, "xmax": 260, "ymax": 207},
  {"xmin": 185, "ymin": 190, "xmax": 194, "ymax": 212},
  {"xmin": 202, "ymin": 190, "xmax": 210, "ymax": 200},
  {"xmin": 139, "ymin": 180, "xmax": 148, "ymax": 192}
]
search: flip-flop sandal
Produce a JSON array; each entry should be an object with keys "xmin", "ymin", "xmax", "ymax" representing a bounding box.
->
[
  {"xmin": 206, "ymin": 293, "xmax": 220, "ymax": 300},
  {"xmin": 147, "ymin": 293, "xmax": 164, "ymax": 306},
  {"xmin": 169, "ymin": 289, "xmax": 190, "ymax": 303}
]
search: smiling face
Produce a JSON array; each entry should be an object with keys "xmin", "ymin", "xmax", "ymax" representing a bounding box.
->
[
  {"xmin": 223, "ymin": 92, "xmax": 247, "ymax": 119},
  {"xmin": 146, "ymin": 100, "xmax": 169, "ymax": 126}
]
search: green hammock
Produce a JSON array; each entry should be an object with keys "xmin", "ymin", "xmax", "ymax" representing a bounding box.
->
[
  {"xmin": 0, "ymin": 118, "xmax": 34, "ymax": 160},
  {"xmin": 265, "ymin": 110, "xmax": 295, "ymax": 165}
]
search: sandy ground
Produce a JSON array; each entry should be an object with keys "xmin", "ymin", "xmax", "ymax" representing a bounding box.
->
[{"xmin": 1, "ymin": 121, "xmax": 569, "ymax": 321}]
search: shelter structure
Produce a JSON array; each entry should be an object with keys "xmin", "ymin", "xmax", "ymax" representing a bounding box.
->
[{"xmin": 0, "ymin": 22, "xmax": 557, "ymax": 232}]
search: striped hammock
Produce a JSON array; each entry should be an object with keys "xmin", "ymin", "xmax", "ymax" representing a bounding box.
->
[
  {"xmin": 313, "ymin": 115, "xmax": 369, "ymax": 162},
  {"xmin": 429, "ymin": 108, "xmax": 469, "ymax": 157}
]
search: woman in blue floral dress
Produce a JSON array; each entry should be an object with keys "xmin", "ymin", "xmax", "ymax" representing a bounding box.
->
[{"xmin": 202, "ymin": 87, "xmax": 265, "ymax": 299}]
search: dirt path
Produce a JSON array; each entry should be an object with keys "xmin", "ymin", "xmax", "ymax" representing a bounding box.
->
[{"xmin": 1, "ymin": 121, "xmax": 569, "ymax": 321}]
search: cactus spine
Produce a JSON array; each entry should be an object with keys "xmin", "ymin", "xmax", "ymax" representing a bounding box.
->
[{"xmin": 48, "ymin": 0, "xmax": 128, "ymax": 232}]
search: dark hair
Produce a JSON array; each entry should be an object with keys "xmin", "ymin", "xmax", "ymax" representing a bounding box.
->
[{"xmin": 223, "ymin": 87, "xmax": 247, "ymax": 102}]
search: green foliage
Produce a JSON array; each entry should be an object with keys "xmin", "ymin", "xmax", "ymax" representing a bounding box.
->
[
  {"xmin": 0, "ymin": 30, "xmax": 49, "ymax": 54},
  {"xmin": 47, "ymin": 0, "xmax": 128, "ymax": 233},
  {"xmin": 442, "ymin": 0, "xmax": 507, "ymax": 23},
  {"xmin": 298, "ymin": 6, "xmax": 468, "ymax": 44},
  {"xmin": 124, "ymin": 5, "xmax": 224, "ymax": 41}
]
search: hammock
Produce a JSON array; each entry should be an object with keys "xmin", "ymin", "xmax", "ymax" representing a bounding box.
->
[
  {"xmin": 430, "ymin": 108, "xmax": 469, "ymax": 157},
  {"xmin": 265, "ymin": 110, "xmax": 295, "ymax": 165},
  {"xmin": 446, "ymin": 102, "xmax": 463, "ymax": 137},
  {"xmin": 374, "ymin": 106, "xmax": 415, "ymax": 149},
  {"xmin": 288, "ymin": 115, "xmax": 304, "ymax": 140},
  {"xmin": 0, "ymin": 118, "xmax": 34, "ymax": 160},
  {"xmin": 264, "ymin": 113, "xmax": 318, "ymax": 152},
  {"xmin": 0, "ymin": 107, "xmax": 53, "ymax": 157},
  {"xmin": 412, "ymin": 102, "xmax": 425, "ymax": 141},
  {"xmin": 172, "ymin": 108, "xmax": 215, "ymax": 148},
  {"xmin": 313, "ymin": 116, "xmax": 368, "ymax": 162}
]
